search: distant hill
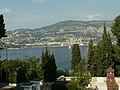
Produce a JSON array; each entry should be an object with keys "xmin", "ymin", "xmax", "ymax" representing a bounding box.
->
[{"xmin": 4, "ymin": 20, "xmax": 114, "ymax": 47}]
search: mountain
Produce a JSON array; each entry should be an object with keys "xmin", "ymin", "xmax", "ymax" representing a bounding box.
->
[{"xmin": 3, "ymin": 20, "xmax": 113, "ymax": 47}]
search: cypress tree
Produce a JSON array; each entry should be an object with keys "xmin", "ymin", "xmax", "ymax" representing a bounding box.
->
[
  {"xmin": 111, "ymin": 15, "xmax": 120, "ymax": 76},
  {"xmin": 97, "ymin": 24, "xmax": 114, "ymax": 76},
  {"xmin": 87, "ymin": 39, "xmax": 95, "ymax": 75},
  {"xmin": 0, "ymin": 14, "xmax": 7, "ymax": 38},
  {"xmin": 42, "ymin": 47, "xmax": 57, "ymax": 82},
  {"xmin": 71, "ymin": 44, "xmax": 82, "ymax": 72},
  {"xmin": 87, "ymin": 24, "xmax": 114, "ymax": 77},
  {"xmin": 48, "ymin": 54, "xmax": 57, "ymax": 82},
  {"xmin": 111, "ymin": 15, "xmax": 120, "ymax": 46}
]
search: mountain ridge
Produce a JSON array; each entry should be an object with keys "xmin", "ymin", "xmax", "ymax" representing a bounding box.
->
[{"xmin": 4, "ymin": 20, "xmax": 114, "ymax": 47}]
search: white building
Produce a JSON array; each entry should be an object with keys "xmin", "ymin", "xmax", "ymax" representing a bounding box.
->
[{"xmin": 21, "ymin": 79, "xmax": 43, "ymax": 90}]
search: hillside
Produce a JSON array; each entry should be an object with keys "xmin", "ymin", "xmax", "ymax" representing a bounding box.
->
[{"xmin": 3, "ymin": 20, "xmax": 113, "ymax": 47}]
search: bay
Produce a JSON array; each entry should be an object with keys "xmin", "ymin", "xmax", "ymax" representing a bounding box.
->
[{"xmin": 0, "ymin": 46, "xmax": 88, "ymax": 69}]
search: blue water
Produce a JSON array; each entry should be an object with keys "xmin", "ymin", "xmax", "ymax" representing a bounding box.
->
[{"xmin": 0, "ymin": 46, "xmax": 88, "ymax": 69}]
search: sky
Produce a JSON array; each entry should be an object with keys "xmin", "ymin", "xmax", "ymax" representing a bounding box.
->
[{"xmin": 0, "ymin": 0, "xmax": 120, "ymax": 31}]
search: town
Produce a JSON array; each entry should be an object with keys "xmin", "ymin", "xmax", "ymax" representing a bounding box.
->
[{"xmin": 1, "ymin": 20, "xmax": 114, "ymax": 48}]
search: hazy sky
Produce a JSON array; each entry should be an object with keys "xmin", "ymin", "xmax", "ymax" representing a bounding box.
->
[{"xmin": 0, "ymin": 0, "xmax": 120, "ymax": 31}]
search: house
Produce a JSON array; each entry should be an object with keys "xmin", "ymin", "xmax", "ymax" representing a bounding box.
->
[
  {"xmin": 21, "ymin": 79, "xmax": 43, "ymax": 90},
  {"xmin": 21, "ymin": 82, "xmax": 35, "ymax": 90},
  {"xmin": 57, "ymin": 75, "xmax": 77, "ymax": 81},
  {"xmin": 30, "ymin": 79, "xmax": 43, "ymax": 90}
]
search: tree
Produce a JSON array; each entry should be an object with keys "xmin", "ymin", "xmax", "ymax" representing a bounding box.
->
[
  {"xmin": 76, "ymin": 72, "xmax": 91, "ymax": 90},
  {"xmin": 50, "ymin": 54, "xmax": 57, "ymax": 81},
  {"xmin": 87, "ymin": 39, "xmax": 95, "ymax": 76},
  {"xmin": 0, "ymin": 57, "xmax": 42, "ymax": 83},
  {"xmin": 71, "ymin": 44, "xmax": 82, "ymax": 72},
  {"xmin": 24, "ymin": 56, "xmax": 41, "ymax": 81},
  {"xmin": 87, "ymin": 39, "xmax": 100, "ymax": 76},
  {"xmin": 111, "ymin": 15, "xmax": 120, "ymax": 46},
  {"xmin": 42, "ymin": 47, "xmax": 57, "ymax": 82},
  {"xmin": 87, "ymin": 24, "xmax": 114, "ymax": 77},
  {"xmin": 111, "ymin": 15, "xmax": 120, "ymax": 76},
  {"xmin": 97, "ymin": 24, "xmax": 114, "ymax": 76},
  {"xmin": 0, "ymin": 60, "xmax": 8, "ymax": 83},
  {"xmin": 1, "ymin": 60, "xmax": 18, "ymax": 83},
  {"xmin": 57, "ymin": 68, "xmax": 69, "ymax": 77},
  {"xmin": 17, "ymin": 62, "xmax": 28, "ymax": 83},
  {"xmin": 0, "ymin": 14, "xmax": 7, "ymax": 39}
]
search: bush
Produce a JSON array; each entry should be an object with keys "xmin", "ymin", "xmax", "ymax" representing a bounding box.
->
[
  {"xmin": 52, "ymin": 81, "xmax": 68, "ymax": 90},
  {"xmin": 66, "ymin": 81, "xmax": 77, "ymax": 90},
  {"xmin": 57, "ymin": 68, "xmax": 69, "ymax": 77},
  {"xmin": 9, "ymin": 71, "xmax": 17, "ymax": 83}
]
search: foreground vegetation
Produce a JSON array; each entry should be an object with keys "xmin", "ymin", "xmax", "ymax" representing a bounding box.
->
[
  {"xmin": 87, "ymin": 15, "xmax": 120, "ymax": 77},
  {"xmin": 1, "ymin": 14, "xmax": 120, "ymax": 89}
]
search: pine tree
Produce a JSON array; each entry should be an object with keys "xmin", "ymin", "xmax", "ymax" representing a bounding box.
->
[
  {"xmin": 87, "ymin": 39, "xmax": 103, "ymax": 76},
  {"xmin": 111, "ymin": 15, "xmax": 120, "ymax": 46},
  {"xmin": 111, "ymin": 15, "xmax": 120, "ymax": 76},
  {"xmin": 0, "ymin": 14, "xmax": 7, "ymax": 39},
  {"xmin": 48, "ymin": 54, "xmax": 57, "ymax": 81},
  {"xmin": 42, "ymin": 47, "xmax": 57, "ymax": 82},
  {"xmin": 94, "ymin": 45, "xmax": 103, "ymax": 76},
  {"xmin": 87, "ymin": 39, "xmax": 95, "ymax": 75},
  {"xmin": 97, "ymin": 24, "xmax": 114, "ymax": 76},
  {"xmin": 87, "ymin": 24, "xmax": 114, "ymax": 77},
  {"xmin": 71, "ymin": 44, "xmax": 82, "ymax": 72}
]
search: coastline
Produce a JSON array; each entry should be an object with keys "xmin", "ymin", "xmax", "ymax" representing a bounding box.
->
[{"xmin": 2, "ymin": 44, "xmax": 88, "ymax": 50}]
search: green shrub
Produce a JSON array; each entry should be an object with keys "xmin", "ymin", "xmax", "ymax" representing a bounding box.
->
[
  {"xmin": 52, "ymin": 81, "xmax": 68, "ymax": 90},
  {"xmin": 9, "ymin": 71, "xmax": 17, "ymax": 83},
  {"xmin": 66, "ymin": 81, "xmax": 77, "ymax": 90}
]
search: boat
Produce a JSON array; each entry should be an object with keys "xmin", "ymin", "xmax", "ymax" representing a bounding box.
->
[{"xmin": 68, "ymin": 46, "xmax": 71, "ymax": 49}]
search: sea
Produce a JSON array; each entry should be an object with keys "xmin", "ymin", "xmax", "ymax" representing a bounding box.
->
[{"xmin": 0, "ymin": 46, "xmax": 88, "ymax": 70}]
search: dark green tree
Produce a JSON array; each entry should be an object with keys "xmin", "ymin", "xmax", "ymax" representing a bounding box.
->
[
  {"xmin": 0, "ymin": 60, "xmax": 8, "ymax": 83},
  {"xmin": 94, "ymin": 45, "xmax": 103, "ymax": 77},
  {"xmin": 71, "ymin": 44, "xmax": 82, "ymax": 72},
  {"xmin": 87, "ymin": 39, "xmax": 101, "ymax": 76},
  {"xmin": 87, "ymin": 39, "xmax": 95, "ymax": 76},
  {"xmin": 0, "ymin": 57, "xmax": 42, "ymax": 83},
  {"xmin": 0, "ymin": 14, "xmax": 7, "ymax": 38},
  {"xmin": 111, "ymin": 15, "xmax": 120, "ymax": 76},
  {"xmin": 76, "ymin": 72, "xmax": 91, "ymax": 90},
  {"xmin": 111, "ymin": 15, "xmax": 120, "ymax": 46},
  {"xmin": 42, "ymin": 47, "xmax": 57, "ymax": 82},
  {"xmin": 87, "ymin": 24, "xmax": 114, "ymax": 77},
  {"xmin": 98, "ymin": 24, "xmax": 114, "ymax": 76},
  {"xmin": 24, "ymin": 56, "xmax": 41, "ymax": 81}
]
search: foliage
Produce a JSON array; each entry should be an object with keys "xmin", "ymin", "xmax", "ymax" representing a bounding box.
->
[
  {"xmin": 16, "ymin": 61, "xmax": 28, "ymax": 83},
  {"xmin": 87, "ymin": 39, "xmax": 94, "ymax": 69},
  {"xmin": 24, "ymin": 56, "xmax": 41, "ymax": 80},
  {"xmin": 112, "ymin": 45, "xmax": 120, "ymax": 76},
  {"xmin": 9, "ymin": 71, "xmax": 17, "ymax": 83},
  {"xmin": 111, "ymin": 15, "xmax": 120, "ymax": 46},
  {"xmin": 51, "ymin": 81, "xmax": 68, "ymax": 90},
  {"xmin": 76, "ymin": 72, "xmax": 91, "ymax": 90},
  {"xmin": 0, "ymin": 57, "xmax": 42, "ymax": 83},
  {"xmin": 66, "ymin": 81, "xmax": 77, "ymax": 90},
  {"xmin": 0, "ymin": 60, "xmax": 8, "ymax": 82},
  {"xmin": 71, "ymin": 44, "xmax": 82, "ymax": 72},
  {"xmin": 98, "ymin": 24, "xmax": 114, "ymax": 76},
  {"xmin": 42, "ymin": 47, "xmax": 57, "ymax": 82},
  {"xmin": 87, "ymin": 40, "xmax": 98, "ymax": 76},
  {"xmin": 87, "ymin": 24, "xmax": 114, "ymax": 77},
  {"xmin": 0, "ymin": 14, "xmax": 7, "ymax": 38},
  {"xmin": 111, "ymin": 15, "xmax": 120, "ymax": 76},
  {"xmin": 57, "ymin": 68, "xmax": 69, "ymax": 77},
  {"xmin": 74, "ymin": 60, "xmax": 86, "ymax": 76}
]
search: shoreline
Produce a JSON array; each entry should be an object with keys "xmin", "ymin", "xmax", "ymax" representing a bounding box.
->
[{"xmin": 2, "ymin": 45, "xmax": 88, "ymax": 50}]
